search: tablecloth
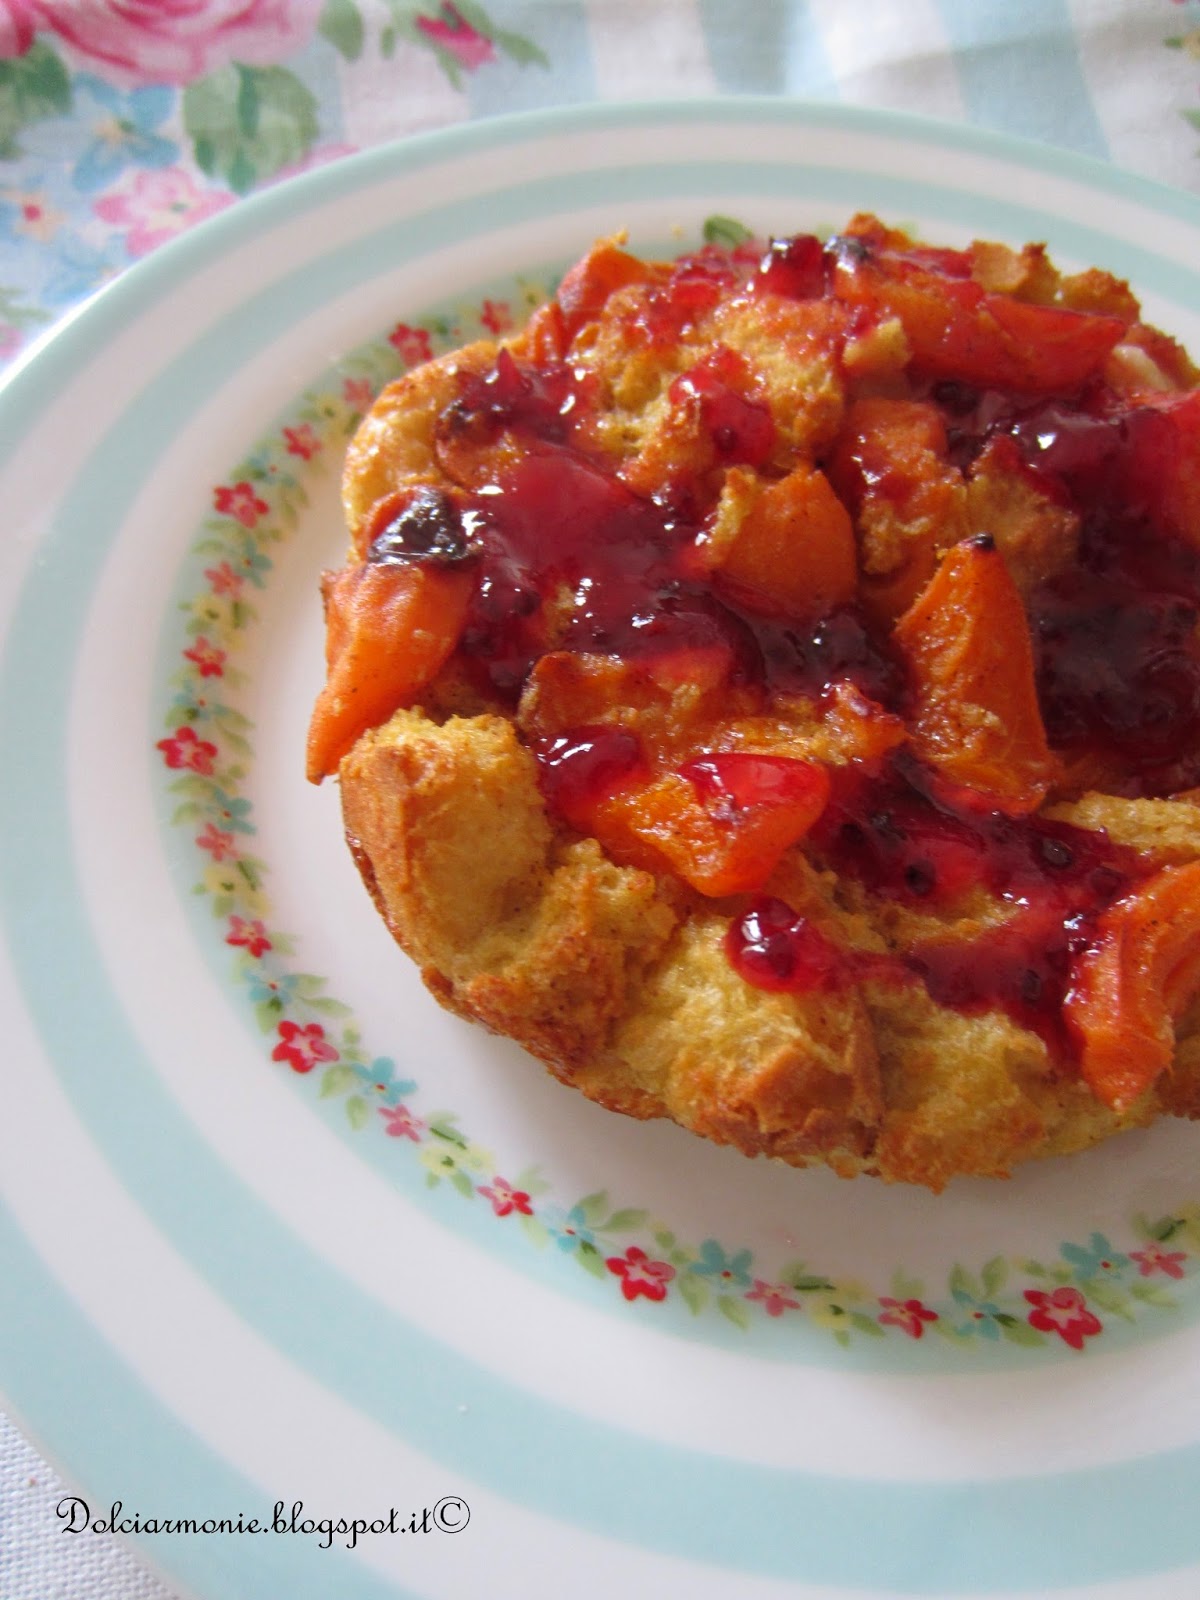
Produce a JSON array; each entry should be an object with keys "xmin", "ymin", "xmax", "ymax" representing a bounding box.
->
[{"xmin": 2, "ymin": 1, "xmax": 1200, "ymax": 1594}]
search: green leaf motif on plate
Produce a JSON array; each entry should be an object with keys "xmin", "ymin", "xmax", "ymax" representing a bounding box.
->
[
  {"xmin": 703, "ymin": 215, "xmax": 754, "ymax": 250},
  {"xmin": 155, "ymin": 267, "xmax": 1200, "ymax": 1355}
]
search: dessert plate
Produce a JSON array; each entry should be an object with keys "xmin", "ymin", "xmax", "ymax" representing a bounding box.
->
[{"xmin": 4, "ymin": 99, "xmax": 1200, "ymax": 1600}]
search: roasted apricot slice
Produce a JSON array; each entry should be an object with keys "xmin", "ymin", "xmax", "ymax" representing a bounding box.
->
[
  {"xmin": 893, "ymin": 535, "xmax": 1057, "ymax": 812},
  {"xmin": 831, "ymin": 239, "xmax": 1126, "ymax": 393},
  {"xmin": 1066, "ymin": 862, "xmax": 1200, "ymax": 1110},
  {"xmin": 306, "ymin": 560, "xmax": 473, "ymax": 781},
  {"xmin": 827, "ymin": 396, "xmax": 968, "ymax": 623},
  {"xmin": 707, "ymin": 463, "xmax": 857, "ymax": 619},
  {"xmin": 597, "ymin": 754, "xmax": 832, "ymax": 897}
]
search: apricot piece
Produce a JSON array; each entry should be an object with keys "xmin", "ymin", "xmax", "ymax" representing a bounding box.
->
[
  {"xmin": 832, "ymin": 243, "xmax": 1125, "ymax": 393},
  {"xmin": 826, "ymin": 396, "xmax": 969, "ymax": 623},
  {"xmin": 556, "ymin": 238, "xmax": 652, "ymax": 341},
  {"xmin": 708, "ymin": 463, "xmax": 857, "ymax": 619},
  {"xmin": 306, "ymin": 560, "xmax": 473, "ymax": 782},
  {"xmin": 1066, "ymin": 862, "xmax": 1200, "ymax": 1111},
  {"xmin": 513, "ymin": 299, "xmax": 568, "ymax": 364},
  {"xmin": 893, "ymin": 535, "xmax": 1057, "ymax": 812},
  {"xmin": 598, "ymin": 755, "xmax": 831, "ymax": 897}
]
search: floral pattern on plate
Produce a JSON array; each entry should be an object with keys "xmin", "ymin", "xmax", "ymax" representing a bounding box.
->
[{"xmin": 155, "ymin": 265, "xmax": 1200, "ymax": 1353}]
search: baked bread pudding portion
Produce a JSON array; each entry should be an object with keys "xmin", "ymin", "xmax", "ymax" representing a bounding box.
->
[{"xmin": 308, "ymin": 215, "xmax": 1200, "ymax": 1190}]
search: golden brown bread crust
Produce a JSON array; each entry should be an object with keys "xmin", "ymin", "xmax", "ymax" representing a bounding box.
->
[
  {"xmin": 338, "ymin": 707, "xmax": 1197, "ymax": 1189},
  {"xmin": 319, "ymin": 223, "xmax": 1200, "ymax": 1190}
]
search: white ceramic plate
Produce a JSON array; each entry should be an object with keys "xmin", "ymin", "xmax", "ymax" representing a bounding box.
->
[{"xmin": 5, "ymin": 100, "xmax": 1200, "ymax": 1600}]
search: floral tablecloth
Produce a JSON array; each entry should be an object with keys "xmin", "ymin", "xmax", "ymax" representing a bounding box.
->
[{"xmin": 3, "ymin": 0, "xmax": 1200, "ymax": 1595}]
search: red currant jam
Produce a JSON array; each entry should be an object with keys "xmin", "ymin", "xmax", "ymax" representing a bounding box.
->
[
  {"xmin": 804, "ymin": 754, "xmax": 1146, "ymax": 1048},
  {"xmin": 727, "ymin": 895, "xmax": 896, "ymax": 994},
  {"xmin": 669, "ymin": 352, "xmax": 775, "ymax": 465},
  {"xmin": 753, "ymin": 234, "xmax": 828, "ymax": 301},
  {"xmin": 441, "ymin": 336, "xmax": 905, "ymax": 709},
  {"xmin": 727, "ymin": 897, "xmax": 847, "ymax": 992},
  {"xmin": 533, "ymin": 725, "xmax": 645, "ymax": 823},
  {"xmin": 681, "ymin": 753, "xmax": 826, "ymax": 816},
  {"xmin": 419, "ymin": 232, "xmax": 1198, "ymax": 1061},
  {"xmin": 930, "ymin": 381, "xmax": 1200, "ymax": 795}
]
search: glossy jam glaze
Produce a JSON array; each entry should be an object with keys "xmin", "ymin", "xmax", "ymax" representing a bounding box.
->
[
  {"xmin": 932, "ymin": 380, "xmax": 1200, "ymax": 795},
  {"xmin": 415, "ymin": 230, "xmax": 1197, "ymax": 1061}
]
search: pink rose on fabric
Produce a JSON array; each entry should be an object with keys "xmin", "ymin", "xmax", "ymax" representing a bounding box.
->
[
  {"xmin": 95, "ymin": 168, "xmax": 231, "ymax": 256},
  {"xmin": 0, "ymin": 2, "xmax": 35, "ymax": 60},
  {"xmin": 415, "ymin": 3, "xmax": 494, "ymax": 72},
  {"xmin": 21, "ymin": 0, "xmax": 322, "ymax": 86}
]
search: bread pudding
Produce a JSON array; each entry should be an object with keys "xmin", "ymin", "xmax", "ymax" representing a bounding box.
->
[{"xmin": 307, "ymin": 215, "xmax": 1200, "ymax": 1190}]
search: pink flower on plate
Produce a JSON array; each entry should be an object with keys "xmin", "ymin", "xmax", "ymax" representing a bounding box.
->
[
  {"xmin": 606, "ymin": 1245, "xmax": 675, "ymax": 1304},
  {"xmin": 343, "ymin": 376, "xmax": 374, "ymax": 412},
  {"xmin": 479, "ymin": 1177, "xmax": 533, "ymax": 1219},
  {"xmin": 1024, "ymin": 1286, "xmax": 1103, "ymax": 1351},
  {"xmin": 283, "ymin": 423, "xmax": 320, "ymax": 460},
  {"xmin": 204, "ymin": 559, "xmax": 244, "ymax": 597},
  {"xmin": 380, "ymin": 1103, "xmax": 425, "ymax": 1142},
  {"xmin": 183, "ymin": 635, "xmax": 226, "ymax": 678},
  {"xmin": 878, "ymin": 1296, "xmax": 939, "ymax": 1339},
  {"xmin": 0, "ymin": 322, "xmax": 22, "ymax": 361},
  {"xmin": 415, "ymin": 2, "xmax": 495, "ymax": 72},
  {"xmin": 388, "ymin": 323, "xmax": 433, "ymax": 367},
  {"xmin": 271, "ymin": 1020, "xmax": 337, "ymax": 1074},
  {"xmin": 0, "ymin": 1, "xmax": 34, "ymax": 60},
  {"xmin": 225, "ymin": 914, "xmax": 271, "ymax": 957},
  {"xmin": 196, "ymin": 821, "xmax": 236, "ymax": 860},
  {"xmin": 480, "ymin": 298, "xmax": 512, "ymax": 335},
  {"xmin": 1129, "ymin": 1242, "xmax": 1188, "ymax": 1280},
  {"xmin": 745, "ymin": 1279, "xmax": 801, "ymax": 1318},
  {"xmin": 157, "ymin": 725, "xmax": 218, "ymax": 774},
  {"xmin": 95, "ymin": 168, "xmax": 231, "ymax": 257},
  {"xmin": 213, "ymin": 480, "xmax": 268, "ymax": 528},
  {"xmin": 19, "ymin": 0, "xmax": 322, "ymax": 86}
]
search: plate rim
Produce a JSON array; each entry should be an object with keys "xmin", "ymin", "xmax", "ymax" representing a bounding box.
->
[{"xmin": 7, "ymin": 93, "xmax": 1200, "ymax": 1600}]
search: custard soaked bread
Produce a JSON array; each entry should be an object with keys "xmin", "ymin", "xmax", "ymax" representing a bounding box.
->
[{"xmin": 309, "ymin": 216, "xmax": 1200, "ymax": 1190}]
